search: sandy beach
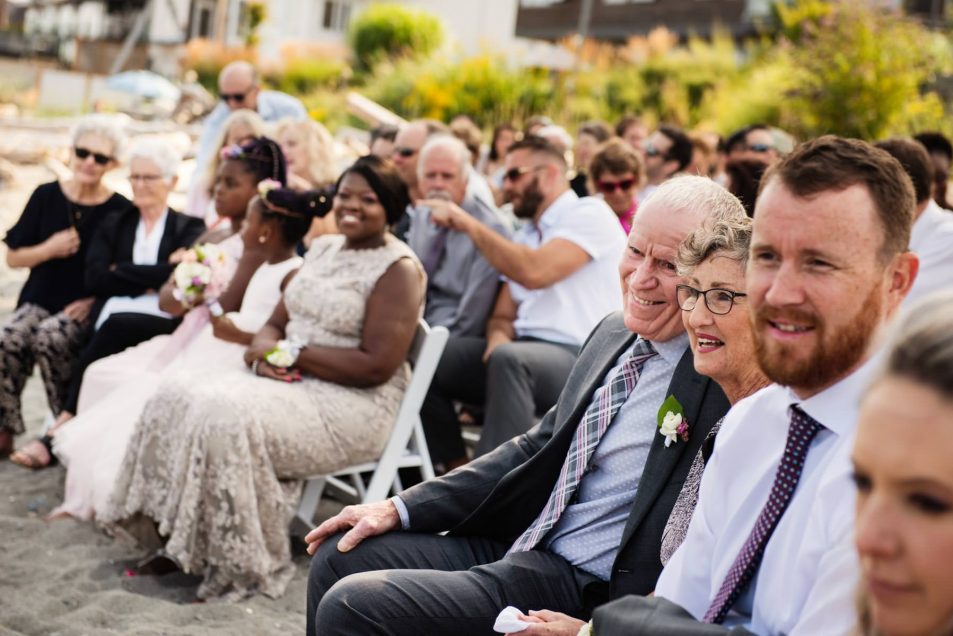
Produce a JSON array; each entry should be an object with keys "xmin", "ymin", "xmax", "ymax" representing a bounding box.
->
[{"xmin": 0, "ymin": 130, "xmax": 321, "ymax": 635}]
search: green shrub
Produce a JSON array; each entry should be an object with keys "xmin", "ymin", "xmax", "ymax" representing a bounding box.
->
[
  {"xmin": 349, "ymin": 4, "xmax": 444, "ymax": 72},
  {"xmin": 264, "ymin": 57, "xmax": 347, "ymax": 95}
]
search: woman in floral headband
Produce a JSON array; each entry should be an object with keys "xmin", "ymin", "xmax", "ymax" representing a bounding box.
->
[{"xmin": 101, "ymin": 155, "xmax": 425, "ymax": 601}]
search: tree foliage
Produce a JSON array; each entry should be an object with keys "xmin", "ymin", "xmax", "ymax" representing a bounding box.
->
[{"xmin": 349, "ymin": 3, "xmax": 444, "ymax": 72}]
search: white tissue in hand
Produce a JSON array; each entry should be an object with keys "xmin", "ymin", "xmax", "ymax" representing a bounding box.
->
[{"xmin": 493, "ymin": 606, "xmax": 531, "ymax": 633}]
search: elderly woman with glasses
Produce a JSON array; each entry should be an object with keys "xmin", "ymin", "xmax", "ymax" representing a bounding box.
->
[
  {"xmin": 659, "ymin": 210, "xmax": 770, "ymax": 564},
  {"xmin": 0, "ymin": 115, "xmax": 130, "ymax": 458},
  {"xmin": 10, "ymin": 138, "xmax": 205, "ymax": 468}
]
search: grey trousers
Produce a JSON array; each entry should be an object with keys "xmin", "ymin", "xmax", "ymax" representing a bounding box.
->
[
  {"xmin": 308, "ymin": 531, "xmax": 600, "ymax": 636},
  {"xmin": 421, "ymin": 336, "xmax": 579, "ymax": 464}
]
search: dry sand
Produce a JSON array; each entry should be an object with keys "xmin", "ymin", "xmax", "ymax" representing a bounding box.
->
[{"xmin": 0, "ymin": 130, "xmax": 324, "ymax": 635}]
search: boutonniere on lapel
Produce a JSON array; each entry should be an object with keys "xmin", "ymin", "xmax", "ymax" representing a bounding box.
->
[{"xmin": 657, "ymin": 394, "xmax": 689, "ymax": 447}]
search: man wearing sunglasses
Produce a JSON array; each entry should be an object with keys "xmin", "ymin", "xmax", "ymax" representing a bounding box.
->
[
  {"xmin": 727, "ymin": 124, "xmax": 780, "ymax": 166},
  {"xmin": 638, "ymin": 125, "xmax": 692, "ymax": 205},
  {"xmin": 193, "ymin": 61, "xmax": 306, "ymax": 184}
]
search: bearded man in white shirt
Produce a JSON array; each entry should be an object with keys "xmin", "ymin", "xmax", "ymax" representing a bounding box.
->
[{"xmin": 592, "ymin": 135, "xmax": 920, "ymax": 635}]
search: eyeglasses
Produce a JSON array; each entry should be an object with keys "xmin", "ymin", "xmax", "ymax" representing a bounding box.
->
[
  {"xmin": 129, "ymin": 173, "xmax": 165, "ymax": 184},
  {"xmin": 597, "ymin": 177, "xmax": 637, "ymax": 194},
  {"xmin": 220, "ymin": 88, "xmax": 253, "ymax": 103},
  {"xmin": 676, "ymin": 284, "xmax": 747, "ymax": 316},
  {"xmin": 502, "ymin": 165, "xmax": 547, "ymax": 183},
  {"xmin": 74, "ymin": 147, "xmax": 112, "ymax": 166},
  {"xmin": 745, "ymin": 143, "xmax": 774, "ymax": 154},
  {"xmin": 643, "ymin": 143, "xmax": 665, "ymax": 158},
  {"xmin": 394, "ymin": 146, "xmax": 417, "ymax": 158}
]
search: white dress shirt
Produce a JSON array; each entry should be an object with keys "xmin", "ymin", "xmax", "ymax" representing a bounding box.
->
[
  {"xmin": 95, "ymin": 209, "xmax": 173, "ymax": 330},
  {"xmin": 508, "ymin": 190, "xmax": 626, "ymax": 346},
  {"xmin": 906, "ymin": 199, "xmax": 953, "ymax": 305},
  {"xmin": 655, "ymin": 355, "xmax": 880, "ymax": 635}
]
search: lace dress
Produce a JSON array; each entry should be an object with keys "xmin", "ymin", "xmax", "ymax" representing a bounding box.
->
[{"xmin": 100, "ymin": 235, "xmax": 421, "ymax": 600}]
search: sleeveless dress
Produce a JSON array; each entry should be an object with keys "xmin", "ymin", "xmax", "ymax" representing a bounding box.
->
[
  {"xmin": 52, "ymin": 255, "xmax": 303, "ymax": 521},
  {"xmin": 100, "ymin": 235, "xmax": 422, "ymax": 600}
]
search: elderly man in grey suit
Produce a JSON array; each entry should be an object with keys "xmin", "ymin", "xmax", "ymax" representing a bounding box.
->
[
  {"xmin": 303, "ymin": 176, "xmax": 743, "ymax": 636},
  {"xmin": 407, "ymin": 135, "xmax": 510, "ymax": 337}
]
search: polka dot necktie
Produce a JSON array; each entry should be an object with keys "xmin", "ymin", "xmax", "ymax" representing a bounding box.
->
[
  {"xmin": 703, "ymin": 404, "xmax": 826, "ymax": 624},
  {"xmin": 508, "ymin": 338, "xmax": 658, "ymax": 554}
]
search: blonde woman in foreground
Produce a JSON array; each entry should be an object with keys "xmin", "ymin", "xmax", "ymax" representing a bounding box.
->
[{"xmin": 853, "ymin": 290, "xmax": 953, "ymax": 636}]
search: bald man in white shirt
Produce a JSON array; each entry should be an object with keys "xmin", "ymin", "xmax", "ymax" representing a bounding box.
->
[{"xmin": 592, "ymin": 136, "xmax": 920, "ymax": 635}]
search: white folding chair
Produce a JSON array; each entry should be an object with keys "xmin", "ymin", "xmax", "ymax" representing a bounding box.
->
[{"xmin": 292, "ymin": 319, "xmax": 449, "ymax": 535}]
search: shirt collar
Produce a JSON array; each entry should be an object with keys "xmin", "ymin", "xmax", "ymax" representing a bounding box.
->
[
  {"xmin": 645, "ymin": 331, "xmax": 690, "ymax": 365},
  {"xmin": 782, "ymin": 350, "xmax": 884, "ymax": 437},
  {"xmin": 535, "ymin": 189, "xmax": 579, "ymax": 231}
]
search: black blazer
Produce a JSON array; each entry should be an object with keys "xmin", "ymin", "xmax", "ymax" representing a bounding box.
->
[
  {"xmin": 400, "ymin": 312, "xmax": 730, "ymax": 610},
  {"xmin": 85, "ymin": 205, "xmax": 205, "ymax": 321}
]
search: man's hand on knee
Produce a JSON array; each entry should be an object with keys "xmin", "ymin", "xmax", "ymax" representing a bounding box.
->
[{"xmin": 305, "ymin": 500, "xmax": 401, "ymax": 555}]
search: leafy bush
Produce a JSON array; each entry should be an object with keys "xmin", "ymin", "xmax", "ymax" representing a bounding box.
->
[{"xmin": 349, "ymin": 3, "xmax": 444, "ymax": 72}]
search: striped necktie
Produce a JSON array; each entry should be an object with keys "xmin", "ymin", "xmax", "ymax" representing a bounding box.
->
[{"xmin": 509, "ymin": 339, "xmax": 658, "ymax": 553}]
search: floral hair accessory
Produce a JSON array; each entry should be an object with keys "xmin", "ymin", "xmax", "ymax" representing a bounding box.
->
[
  {"xmin": 219, "ymin": 144, "xmax": 244, "ymax": 161},
  {"xmin": 257, "ymin": 178, "xmax": 282, "ymax": 200},
  {"xmin": 657, "ymin": 394, "xmax": 689, "ymax": 447}
]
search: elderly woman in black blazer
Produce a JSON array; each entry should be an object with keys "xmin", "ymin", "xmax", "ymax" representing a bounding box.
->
[{"xmin": 11, "ymin": 138, "xmax": 204, "ymax": 468}]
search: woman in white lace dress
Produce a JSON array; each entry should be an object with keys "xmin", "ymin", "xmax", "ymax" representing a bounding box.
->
[{"xmin": 101, "ymin": 156, "xmax": 425, "ymax": 600}]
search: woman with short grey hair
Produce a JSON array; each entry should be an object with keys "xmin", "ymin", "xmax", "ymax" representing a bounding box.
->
[
  {"xmin": 1, "ymin": 114, "xmax": 130, "ymax": 460},
  {"xmin": 659, "ymin": 209, "xmax": 771, "ymax": 563},
  {"xmin": 10, "ymin": 137, "xmax": 205, "ymax": 469}
]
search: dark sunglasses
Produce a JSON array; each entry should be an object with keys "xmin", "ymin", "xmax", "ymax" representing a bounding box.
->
[
  {"xmin": 393, "ymin": 146, "xmax": 417, "ymax": 158},
  {"xmin": 502, "ymin": 165, "xmax": 546, "ymax": 183},
  {"xmin": 220, "ymin": 91, "xmax": 249, "ymax": 103},
  {"xmin": 597, "ymin": 178, "xmax": 637, "ymax": 194},
  {"xmin": 643, "ymin": 143, "xmax": 665, "ymax": 158},
  {"xmin": 676, "ymin": 284, "xmax": 747, "ymax": 316},
  {"xmin": 746, "ymin": 143, "xmax": 774, "ymax": 154},
  {"xmin": 74, "ymin": 147, "xmax": 112, "ymax": 165}
]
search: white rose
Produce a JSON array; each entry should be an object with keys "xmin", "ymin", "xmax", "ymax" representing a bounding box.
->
[
  {"xmin": 266, "ymin": 348, "xmax": 296, "ymax": 368},
  {"xmin": 659, "ymin": 411, "xmax": 683, "ymax": 447},
  {"xmin": 173, "ymin": 262, "xmax": 201, "ymax": 290}
]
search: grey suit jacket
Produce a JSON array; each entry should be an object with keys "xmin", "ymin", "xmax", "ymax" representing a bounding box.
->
[{"xmin": 399, "ymin": 311, "xmax": 730, "ymax": 609}]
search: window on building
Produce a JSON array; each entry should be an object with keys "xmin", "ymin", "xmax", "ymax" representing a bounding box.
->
[{"xmin": 322, "ymin": 0, "xmax": 352, "ymax": 31}]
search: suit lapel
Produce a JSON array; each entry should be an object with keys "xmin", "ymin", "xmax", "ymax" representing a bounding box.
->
[
  {"xmin": 618, "ymin": 348, "xmax": 710, "ymax": 548},
  {"xmin": 156, "ymin": 208, "xmax": 178, "ymax": 260}
]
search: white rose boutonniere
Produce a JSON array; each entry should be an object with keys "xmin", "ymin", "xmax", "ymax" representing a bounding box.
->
[{"xmin": 657, "ymin": 394, "xmax": 689, "ymax": 447}]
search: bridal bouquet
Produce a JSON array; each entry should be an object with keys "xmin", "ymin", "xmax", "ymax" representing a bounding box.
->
[{"xmin": 172, "ymin": 243, "xmax": 230, "ymax": 315}]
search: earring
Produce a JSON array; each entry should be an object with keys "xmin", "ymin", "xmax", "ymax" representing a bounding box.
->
[{"xmin": 258, "ymin": 235, "xmax": 267, "ymax": 244}]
